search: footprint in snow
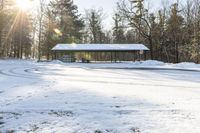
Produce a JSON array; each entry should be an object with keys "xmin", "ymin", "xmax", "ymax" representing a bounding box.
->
[
  {"xmin": 5, "ymin": 130, "xmax": 15, "ymax": 133},
  {"xmin": 130, "ymin": 127, "xmax": 140, "ymax": 133},
  {"xmin": 48, "ymin": 110, "xmax": 74, "ymax": 117},
  {"xmin": 110, "ymin": 105, "xmax": 121, "ymax": 108},
  {"xmin": 112, "ymin": 96, "xmax": 118, "ymax": 99},
  {"xmin": 27, "ymin": 95, "xmax": 32, "ymax": 98},
  {"xmin": 57, "ymin": 91, "xmax": 65, "ymax": 95},
  {"xmin": 0, "ymin": 121, "xmax": 5, "ymax": 125},
  {"xmin": 18, "ymin": 99, "xmax": 23, "ymax": 101},
  {"xmin": 6, "ymin": 103, "xmax": 11, "ymax": 106},
  {"xmin": 94, "ymin": 129, "xmax": 115, "ymax": 133},
  {"xmin": 94, "ymin": 130, "xmax": 103, "ymax": 133}
]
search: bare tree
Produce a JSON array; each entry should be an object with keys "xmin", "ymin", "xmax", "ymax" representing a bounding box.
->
[
  {"xmin": 37, "ymin": 0, "xmax": 47, "ymax": 61},
  {"xmin": 118, "ymin": 0, "xmax": 155, "ymax": 59},
  {"xmin": 0, "ymin": 0, "xmax": 4, "ymax": 10}
]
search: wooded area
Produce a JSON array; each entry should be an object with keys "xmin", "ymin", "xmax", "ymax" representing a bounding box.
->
[{"xmin": 0, "ymin": 0, "xmax": 200, "ymax": 63}]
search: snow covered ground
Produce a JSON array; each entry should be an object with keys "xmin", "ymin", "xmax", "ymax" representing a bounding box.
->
[{"xmin": 0, "ymin": 60, "xmax": 200, "ymax": 133}]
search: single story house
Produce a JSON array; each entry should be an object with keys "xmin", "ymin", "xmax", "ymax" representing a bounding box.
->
[{"xmin": 52, "ymin": 44, "xmax": 149, "ymax": 62}]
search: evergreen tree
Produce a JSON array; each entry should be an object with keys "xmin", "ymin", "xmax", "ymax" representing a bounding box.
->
[
  {"xmin": 42, "ymin": 8, "xmax": 58, "ymax": 60},
  {"xmin": 112, "ymin": 13, "xmax": 126, "ymax": 44},
  {"xmin": 11, "ymin": 11, "xmax": 32, "ymax": 58},
  {"xmin": 85, "ymin": 9, "xmax": 104, "ymax": 43},
  {"xmin": 125, "ymin": 29, "xmax": 137, "ymax": 43},
  {"xmin": 166, "ymin": 3, "xmax": 184, "ymax": 63},
  {"xmin": 50, "ymin": 0, "xmax": 84, "ymax": 43},
  {"xmin": 0, "ymin": 0, "xmax": 32, "ymax": 58}
]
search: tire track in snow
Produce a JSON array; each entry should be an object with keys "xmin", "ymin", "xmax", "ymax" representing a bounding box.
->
[
  {"xmin": 0, "ymin": 68, "xmax": 37, "ymax": 79},
  {"xmin": 9, "ymin": 68, "xmax": 37, "ymax": 78},
  {"xmin": 56, "ymin": 76, "xmax": 200, "ymax": 89},
  {"xmin": 0, "ymin": 69, "xmax": 26, "ymax": 78},
  {"xmin": 24, "ymin": 67, "xmax": 200, "ymax": 89},
  {"xmin": 1, "ymin": 66, "xmax": 200, "ymax": 89}
]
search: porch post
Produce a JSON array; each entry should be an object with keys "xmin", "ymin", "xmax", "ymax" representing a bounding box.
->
[{"xmin": 114, "ymin": 51, "xmax": 117, "ymax": 63}]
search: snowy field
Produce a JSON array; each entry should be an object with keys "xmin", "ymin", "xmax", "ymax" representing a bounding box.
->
[{"xmin": 1, "ymin": 60, "xmax": 200, "ymax": 133}]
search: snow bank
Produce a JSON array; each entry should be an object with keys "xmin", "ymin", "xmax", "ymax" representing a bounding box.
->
[
  {"xmin": 2, "ymin": 59, "xmax": 200, "ymax": 70},
  {"xmin": 173, "ymin": 62, "xmax": 200, "ymax": 68},
  {"xmin": 137, "ymin": 60, "xmax": 165, "ymax": 66},
  {"xmin": 43, "ymin": 59, "xmax": 200, "ymax": 71},
  {"xmin": 0, "ymin": 59, "xmax": 36, "ymax": 65},
  {"xmin": 48, "ymin": 60, "xmax": 65, "ymax": 64},
  {"xmin": 45, "ymin": 60, "xmax": 166, "ymax": 69}
]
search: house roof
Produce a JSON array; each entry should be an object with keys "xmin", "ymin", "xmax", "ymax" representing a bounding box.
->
[{"xmin": 52, "ymin": 44, "xmax": 149, "ymax": 51}]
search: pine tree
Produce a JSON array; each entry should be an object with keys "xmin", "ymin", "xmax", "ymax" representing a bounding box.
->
[
  {"xmin": 166, "ymin": 3, "xmax": 184, "ymax": 63},
  {"xmin": 85, "ymin": 9, "xmax": 104, "ymax": 44},
  {"xmin": 11, "ymin": 11, "xmax": 32, "ymax": 58},
  {"xmin": 189, "ymin": 38, "xmax": 200, "ymax": 63},
  {"xmin": 0, "ymin": 10, "xmax": 4, "ymax": 56},
  {"xmin": 0, "ymin": 0, "xmax": 33, "ymax": 58},
  {"xmin": 42, "ymin": 8, "xmax": 58, "ymax": 60},
  {"xmin": 0, "ymin": 0, "xmax": 7, "ymax": 57},
  {"xmin": 112, "ymin": 13, "xmax": 126, "ymax": 44},
  {"xmin": 50, "ymin": 0, "xmax": 84, "ymax": 43}
]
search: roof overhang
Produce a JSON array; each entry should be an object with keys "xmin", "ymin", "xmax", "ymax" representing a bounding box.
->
[{"xmin": 52, "ymin": 44, "xmax": 149, "ymax": 52}]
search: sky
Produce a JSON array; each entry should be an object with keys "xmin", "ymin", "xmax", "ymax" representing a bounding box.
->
[
  {"xmin": 73, "ymin": 0, "xmax": 118, "ymax": 29},
  {"xmin": 73, "ymin": 0, "xmax": 186, "ymax": 29},
  {"xmin": 73, "ymin": 0, "xmax": 163, "ymax": 29}
]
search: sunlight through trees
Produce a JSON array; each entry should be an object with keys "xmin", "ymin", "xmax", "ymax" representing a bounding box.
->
[{"xmin": 0, "ymin": 0, "xmax": 200, "ymax": 63}]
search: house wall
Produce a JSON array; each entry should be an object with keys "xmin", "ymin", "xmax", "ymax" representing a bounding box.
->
[{"xmin": 54, "ymin": 51, "xmax": 147, "ymax": 62}]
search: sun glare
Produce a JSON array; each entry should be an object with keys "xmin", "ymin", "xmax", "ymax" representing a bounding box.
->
[
  {"xmin": 16, "ymin": 0, "xmax": 31, "ymax": 10},
  {"xmin": 54, "ymin": 28, "xmax": 63, "ymax": 36}
]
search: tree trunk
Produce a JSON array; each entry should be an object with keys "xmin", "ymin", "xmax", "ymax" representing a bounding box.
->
[
  {"xmin": 175, "ymin": 42, "xmax": 179, "ymax": 63},
  {"xmin": 149, "ymin": 37, "xmax": 154, "ymax": 60},
  {"xmin": 38, "ymin": 19, "xmax": 42, "ymax": 61}
]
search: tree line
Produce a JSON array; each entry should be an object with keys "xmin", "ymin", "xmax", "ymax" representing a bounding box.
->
[{"xmin": 0, "ymin": 0, "xmax": 200, "ymax": 63}]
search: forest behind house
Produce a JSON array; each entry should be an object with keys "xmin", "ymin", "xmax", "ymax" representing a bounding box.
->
[{"xmin": 0, "ymin": 0, "xmax": 200, "ymax": 63}]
